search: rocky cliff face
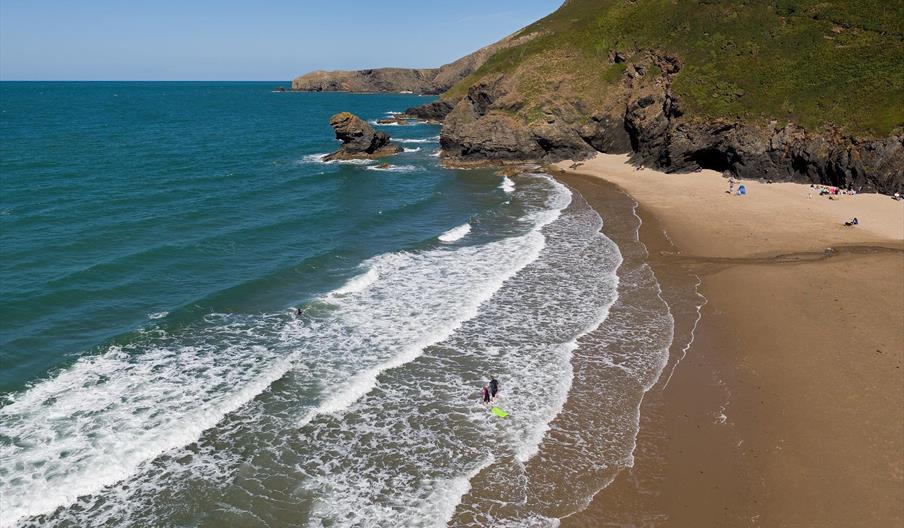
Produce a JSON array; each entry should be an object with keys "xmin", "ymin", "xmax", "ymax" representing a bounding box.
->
[
  {"xmin": 440, "ymin": 72, "xmax": 597, "ymax": 164},
  {"xmin": 440, "ymin": 50, "xmax": 904, "ymax": 193},
  {"xmin": 323, "ymin": 112, "xmax": 402, "ymax": 162}
]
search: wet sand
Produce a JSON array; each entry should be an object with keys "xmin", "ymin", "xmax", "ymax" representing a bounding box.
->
[{"xmin": 551, "ymin": 155, "xmax": 904, "ymax": 527}]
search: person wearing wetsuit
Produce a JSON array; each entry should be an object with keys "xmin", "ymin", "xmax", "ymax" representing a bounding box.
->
[{"xmin": 489, "ymin": 377, "xmax": 499, "ymax": 402}]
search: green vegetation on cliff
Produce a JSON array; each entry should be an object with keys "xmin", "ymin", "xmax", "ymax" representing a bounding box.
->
[{"xmin": 447, "ymin": 0, "xmax": 904, "ymax": 137}]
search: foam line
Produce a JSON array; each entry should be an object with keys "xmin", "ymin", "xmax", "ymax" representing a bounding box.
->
[
  {"xmin": 394, "ymin": 136, "xmax": 439, "ymax": 144},
  {"xmin": 330, "ymin": 267, "xmax": 379, "ymax": 296},
  {"xmin": 661, "ymin": 273, "xmax": 706, "ymax": 390}
]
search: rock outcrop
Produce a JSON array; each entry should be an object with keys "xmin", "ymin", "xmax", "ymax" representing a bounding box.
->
[
  {"xmin": 323, "ymin": 112, "xmax": 402, "ymax": 162},
  {"xmin": 403, "ymin": 100, "xmax": 456, "ymax": 122},
  {"xmin": 440, "ymin": 73, "xmax": 596, "ymax": 164}
]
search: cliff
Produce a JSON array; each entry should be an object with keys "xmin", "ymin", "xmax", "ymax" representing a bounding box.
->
[{"xmin": 437, "ymin": 0, "xmax": 904, "ymax": 193}]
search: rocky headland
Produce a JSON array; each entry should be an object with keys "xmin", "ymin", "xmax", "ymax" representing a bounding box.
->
[
  {"xmin": 295, "ymin": 0, "xmax": 904, "ymax": 193},
  {"xmin": 436, "ymin": 50, "xmax": 904, "ymax": 193},
  {"xmin": 291, "ymin": 31, "xmax": 538, "ymax": 94},
  {"xmin": 323, "ymin": 112, "xmax": 402, "ymax": 162}
]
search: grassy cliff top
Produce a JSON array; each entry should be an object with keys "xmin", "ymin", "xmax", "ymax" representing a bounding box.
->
[{"xmin": 447, "ymin": 0, "xmax": 904, "ymax": 137}]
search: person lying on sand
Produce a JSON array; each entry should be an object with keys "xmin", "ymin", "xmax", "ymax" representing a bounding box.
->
[{"xmin": 844, "ymin": 217, "xmax": 859, "ymax": 227}]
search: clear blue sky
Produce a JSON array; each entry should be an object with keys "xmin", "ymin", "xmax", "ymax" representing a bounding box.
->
[{"xmin": 0, "ymin": 0, "xmax": 562, "ymax": 81}]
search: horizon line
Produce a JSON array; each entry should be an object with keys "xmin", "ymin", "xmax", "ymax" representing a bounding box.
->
[{"xmin": 0, "ymin": 79, "xmax": 292, "ymax": 82}]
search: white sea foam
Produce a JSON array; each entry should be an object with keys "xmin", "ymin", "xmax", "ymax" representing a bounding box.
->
[
  {"xmin": 438, "ymin": 223, "xmax": 471, "ymax": 242},
  {"xmin": 297, "ymin": 153, "xmax": 376, "ymax": 165},
  {"xmin": 335, "ymin": 158, "xmax": 378, "ymax": 165},
  {"xmin": 299, "ymin": 153, "xmax": 329, "ymax": 164},
  {"xmin": 500, "ymin": 176, "xmax": 516, "ymax": 193},
  {"xmin": 428, "ymin": 455, "xmax": 495, "ymax": 526},
  {"xmin": 394, "ymin": 136, "xmax": 440, "ymax": 144},
  {"xmin": 368, "ymin": 120, "xmax": 424, "ymax": 126},
  {"xmin": 366, "ymin": 164, "xmax": 418, "ymax": 172},
  {"xmin": 147, "ymin": 311, "xmax": 168, "ymax": 320},
  {"xmin": 403, "ymin": 147, "xmax": 421, "ymax": 153},
  {"xmin": 330, "ymin": 267, "xmax": 379, "ymax": 296},
  {"xmin": 431, "ymin": 149, "xmax": 442, "ymax": 157}
]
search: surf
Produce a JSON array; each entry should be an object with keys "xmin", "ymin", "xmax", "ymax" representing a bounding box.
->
[
  {"xmin": 439, "ymin": 223, "xmax": 471, "ymax": 242},
  {"xmin": 2, "ymin": 173, "xmax": 574, "ymax": 527}
]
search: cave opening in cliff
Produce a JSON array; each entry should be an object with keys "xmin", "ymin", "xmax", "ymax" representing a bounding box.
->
[{"xmin": 686, "ymin": 148, "xmax": 735, "ymax": 173}]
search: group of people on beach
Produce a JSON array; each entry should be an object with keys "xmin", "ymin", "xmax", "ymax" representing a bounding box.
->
[
  {"xmin": 481, "ymin": 377, "xmax": 499, "ymax": 405},
  {"xmin": 809, "ymin": 183, "xmax": 858, "ymax": 199}
]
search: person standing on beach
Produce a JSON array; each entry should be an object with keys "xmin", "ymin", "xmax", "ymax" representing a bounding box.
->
[{"xmin": 489, "ymin": 377, "xmax": 499, "ymax": 403}]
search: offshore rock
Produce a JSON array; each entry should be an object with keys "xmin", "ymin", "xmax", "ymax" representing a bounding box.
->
[{"xmin": 323, "ymin": 112, "xmax": 402, "ymax": 162}]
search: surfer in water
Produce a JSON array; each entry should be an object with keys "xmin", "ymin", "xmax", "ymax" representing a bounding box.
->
[
  {"xmin": 481, "ymin": 385, "xmax": 491, "ymax": 406},
  {"xmin": 489, "ymin": 376, "xmax": 499, "ymax": 403}
]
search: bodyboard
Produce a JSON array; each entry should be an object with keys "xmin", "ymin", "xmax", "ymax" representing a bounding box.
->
[{"xmin": 491, "ymin": 406, "xmax": 509, "ymax": 418}]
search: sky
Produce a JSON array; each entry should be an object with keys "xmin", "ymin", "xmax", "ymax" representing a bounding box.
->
[{"xmin": 0, "ymin": 0, "xmax": 562, "ymax": 81}]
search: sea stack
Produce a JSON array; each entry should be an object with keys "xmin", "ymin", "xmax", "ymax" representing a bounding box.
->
[{"xmin": 323, "ymin": 112, "xmax": 402, "ymax": 162}]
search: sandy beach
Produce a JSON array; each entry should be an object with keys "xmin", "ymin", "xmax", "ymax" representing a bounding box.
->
[{"xmin": 551, "ymin": 154, "xmax": 904, "ymax": 527}]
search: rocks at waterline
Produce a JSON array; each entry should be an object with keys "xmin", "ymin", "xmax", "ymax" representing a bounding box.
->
[
  {"xmin": 404, "ymin": 100, "xmax": 456, "ymax": 123},
  {"xmin": 323, "ymin": 112, "xmax": 402, "ymax": 162}
]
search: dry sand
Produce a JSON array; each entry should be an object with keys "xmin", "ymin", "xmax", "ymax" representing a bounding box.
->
[
  {"xmin": 551, "ymin": 154, "xmax": 904, "ymax": 527},
  {"xmin": 555, "ymin": 154, "xmax": 903, "ymax": 258}
]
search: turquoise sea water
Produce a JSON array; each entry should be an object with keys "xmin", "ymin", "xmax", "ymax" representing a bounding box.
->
[
  {"xmin": 0, "ymin": 82, "xmax": 674, "ymax": 527},
  {"xmin": 0, "ymin": 82, "xmax": 496, "ymax": 393}
]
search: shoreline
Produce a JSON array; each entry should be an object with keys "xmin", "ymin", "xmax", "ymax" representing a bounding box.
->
[{"xmin": 551, "ymin": 154, "xmax": 904, "ymax": 526}]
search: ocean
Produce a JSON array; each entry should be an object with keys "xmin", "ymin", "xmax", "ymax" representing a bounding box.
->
[{"xmin": 0, "ymin": 82, "xmax": 674, "ymax": 527}]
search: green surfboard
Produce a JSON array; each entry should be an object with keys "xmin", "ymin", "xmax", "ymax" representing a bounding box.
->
[{"xmin": 491, "ymin": 406, "xmax": 509, "ymax": 418}]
